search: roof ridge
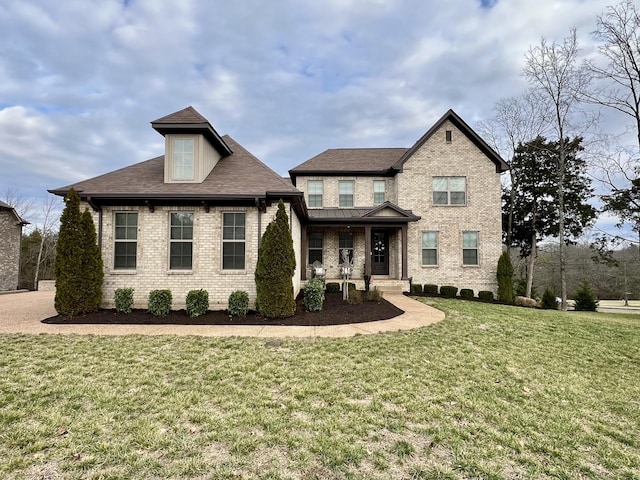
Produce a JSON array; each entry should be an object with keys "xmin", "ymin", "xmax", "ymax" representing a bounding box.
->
[{"xmin": 151, "ymin": 106, "xmax": 208, "ymax": 124}]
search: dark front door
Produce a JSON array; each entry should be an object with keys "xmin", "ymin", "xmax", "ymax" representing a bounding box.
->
[{"xmin": 371, "ymin": 230, "xmax": 389, "ymax": 275}]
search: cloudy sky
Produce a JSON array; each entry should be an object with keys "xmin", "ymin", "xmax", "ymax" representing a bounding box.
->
[{"xmin": 0, "ymin": 0, "xmax": 632, "ymax": 233}]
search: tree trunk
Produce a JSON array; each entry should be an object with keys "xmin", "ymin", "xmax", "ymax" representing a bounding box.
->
[
  {"xmin": 558, "ymin": 143, "xmax": 568, "ymax": 311},
  {"xmin": 34, "ymin": 230, "xmax": 44, "ymax": 291},
  {"xmin": 526, "ymin": 233, "xmax": 537, "ymax": 298},
  {"xmin": 506, "ymin": 173, "xmax": 515, "ymax": 256}
]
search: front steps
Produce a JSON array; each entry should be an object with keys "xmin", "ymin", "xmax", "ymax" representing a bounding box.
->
[{"xmin": 303, "ymin": 278, "xmax": 410, "ymax": 294}]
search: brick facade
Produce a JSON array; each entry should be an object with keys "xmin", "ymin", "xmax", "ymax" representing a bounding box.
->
[{"xmin": 0, "ymin": 208, "xmax": 23, "ymax": 291}]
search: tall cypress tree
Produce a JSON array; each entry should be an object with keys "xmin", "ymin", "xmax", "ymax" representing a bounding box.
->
[
  {"xmin": 80, "ymin": 208, "xmax": 104, "ymax": 312},
  {"xmin": 496, "ymin": 251, "xmax": 514, "ymax": 303},
  {"xmin": 255, "ymin": 200, "xmax": 296, "ymax": 318}
]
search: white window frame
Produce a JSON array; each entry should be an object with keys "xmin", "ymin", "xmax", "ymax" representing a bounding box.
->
[
  {"xmin": 172, "ymin": 138, "xmax": 195, "ymax": 181},
  {"xmin": 462, "ymin": 231, "xmax": 479, "ymax": 266},
  {"xmin": 433, "ymin": 176, "xmax": 466, "ymax": 206},
  {"xmin": 421, "ymin": 231, "xmax": 438, "ymax": 266},
  {"xmin": 222, "ymin": 212, "xmax": 246, "ymax": 270},
  {"xmin": 114, "ymin": 212, "xmax": 138, "ymax": 270},
  {"xmin": 339, "ymin": 180, "xmax": 354, "ymax": 207},
  {"xmin": 169, "ymin": 212, "xmax": 194, "ymax": 270},
  {"xmin": 308, "ymin": 180, "xmax": 323, "ymax": 208},
  {"xmin": 373, "ymin": 180, "xmax": 386, "ymax": 204}
]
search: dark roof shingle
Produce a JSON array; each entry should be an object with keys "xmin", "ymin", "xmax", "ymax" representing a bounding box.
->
[{"xmin": 290, "ymin": 148, "xmax": 407, "ymax": 175}]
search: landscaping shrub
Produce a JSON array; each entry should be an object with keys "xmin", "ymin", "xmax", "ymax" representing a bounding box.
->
[
  {"xmin": 440, "ymin": 286, "xmax": 458, "ymax": 298},
  {"xmin": 497, "ymin": 251, "xmax": 514, "ymax": 303},
  {"xmin": 411, "ymin": 283, "xmax": 423, "ymax": 294},
  {"xmin": 574, "ymin": 281, "xmax": 599, "ymax": 311},
  {"xmin": 304, "ymin": 279, "xmax": 325, "ymax": 312},
  {"xmin": 424, "ymin": 284, "xmax": 438, "ymax": 295},
  {"xmin": 114, "ymin": 288, "xmax": 134, "ymax": 314},
  {"xmin": 540, "ymin": 288, "xmax": 559, "ymax": 310},
  {"xmin": 186, "ymin": 289, "xmax": 209, "ymax": 317},
  {"xmin": 364, "ymin": 274, "xmax": 371, "ymax": 292},
  {"xmin": 460, "ymin": 288, "xmax": 474, "ymax": 300},
  {"xmin": 255, "ymin": 200, "xmax": 296, "ymax": 318},
  {"xmin": 347, "ymin": 282, "xmax": 356, "ymax": 291},
  {"xmin": 54, "ymin": 188, "xmax": 104, "ymax": 316},
  {"xmin": 367, "ymin": 287, "xmax": 383, "ymax": 303},
  {"xmin": 478, "ymin": 290, "xmax": 494, "ymax": 302},
  {"xmin": 515, "ymin": 296, "xmax": 538, "ymax": 308},
  {"xmin": 148, "ymin": 290, "xmax": 172, "ymax": 316},
  {"xmin": 326, "ymin": 282, "xmax": 340, "ymax": 293},
  {"xmin": 347, "ymin": 288, "xmax": 363, "ymax": 305},
  {"xmin": 228, "ymin": 290, "xmax": 249, "ymax": 317}
]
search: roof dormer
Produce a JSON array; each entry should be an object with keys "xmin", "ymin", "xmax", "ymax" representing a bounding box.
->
[{"xmin": 151, "ymin": 106, "xmax": 233, "ymax": 183}]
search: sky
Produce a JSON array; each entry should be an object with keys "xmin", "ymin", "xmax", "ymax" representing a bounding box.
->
[{"xmin": 0, "ymin": 0, "xmax": 634, "ymax": 236}]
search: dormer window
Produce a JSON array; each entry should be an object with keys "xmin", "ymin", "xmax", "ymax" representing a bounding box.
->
[{"xmin": 172, "ymin": 138, "xmax": 195, "ymax": 181}]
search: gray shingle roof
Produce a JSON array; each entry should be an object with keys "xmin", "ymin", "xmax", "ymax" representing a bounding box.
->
[{"xmin": 290, "ymin": 148, "xmax": 407, "ymax": 174}]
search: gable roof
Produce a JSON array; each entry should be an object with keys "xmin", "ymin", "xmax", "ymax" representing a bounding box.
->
[
  {"xmin": 307, "ymin": 201, "xmax": 420, "ymax": 225},
  {"xmin": 0, "ymin": 201, "xmax": 29, "ymax": 225},
  {"xmin": 392, "ymin": 109, "xmax": 509, "ymax": 173},
  {"xmin": 49, "ymin": 134, "xmax": 301, "ymax": 204},
  {"xmin": 151, "ymin": 106, "xmax": 232, "ymax": 156}
]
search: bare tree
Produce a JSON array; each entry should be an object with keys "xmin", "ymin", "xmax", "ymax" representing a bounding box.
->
[
  {"xmin": 34, "ymin": 196, "xmax": 62, "ymax": 289},
  {"xmin": 1, "ymin": 186, "xmax": 35, "ymax": 224},
  {"xmin": 478, "ymin": 91, "xmax": 551, "ymax": 255},
  {"xmin": 523, "ymin": 29, "xmax": 593, "ymax": 310}
]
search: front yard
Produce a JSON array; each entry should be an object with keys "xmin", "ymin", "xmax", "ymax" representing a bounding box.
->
[{"xmin": 1, "ymin": 298, "xmax": 639, "ymax": 479}]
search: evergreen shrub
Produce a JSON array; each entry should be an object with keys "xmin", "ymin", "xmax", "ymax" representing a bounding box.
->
[
  {"xmin": 440, "ymin": 286, "xmax": 458, "ymax": 298},
  {"xmin": 540, "ymin": 288, "xmax": 558, "ymax": 310},
  {"xmin": 326, "ymin": 282, "xmax": 340, "ymax": 293},
  {"xmin": 303, "ymin": 279, "xmax": 325, "ymax": 312},
  {"xmin": 424, "ymin": 284, "xmax": 438, "ymax": 295},
  {"xmin": 574, "ymin": 282, "xmax": 599, "ymax": 311},
  {"xmin": 367, "ymin": 287, "xmax": 383, "ymax": 303},
  {"xmin": 228, "ymin": 290, "xmax": 249, "ymax": 317},
  {"xmin": 411, "ymin": 283, "xmax": 423, "ymax": 294},
  {"xmin": 186, "ymin": 289, "xmax": 209, "ymax": 317},
  {"xmin": 148, "ymin": 290, "xmax": 172, "ymax": 316},
  {"xmin": 347, "ymin": 287, "xmax": 362, "ymax": 305},
  {"xmin": 497, "ymin": 252, "xmax": 514, "ymax": 303},
  {"xmin": 460, "ymin": 288, "xmax": 474, "ymax": 300},
  {"xmin": 114, "ymin": 288, "xmax": 134, "ymax": 314},
  {"xmin": 478, "ymin": 290, "xmax": 494, "ymax": 302}
]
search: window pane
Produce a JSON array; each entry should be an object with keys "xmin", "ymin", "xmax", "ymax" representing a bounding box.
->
[
  {"xmin": 308, "ymin": 194, "xmax": 323, "ymax": 208},
  {"xmin": 308, "ymin": 181, "xmax": 323, "ymax": 194},
  {"xmin": 223, "ymin": 242, "xmax": 245, "ymax": 269},
  {"xmin": 432, "ymin": 177, "xmax": 447, "ymax": 191},
  {"xmin": 308, "ymin": 249, "xmax": 323, "ymax": 264},
  {"xmin": 450, "ymin": 192, "xmax": 466, "ymax": 205},
  {"xmin": 170, "ymin": 242, "xmax": 192, "ymax": 269},
  {"xmin": 339, "ymin": 181, "xmax": 354, "ymax": 194},
  {"xmin": 339, "ymin": 195, "xmax": 353, "ymax": 207},
  {"xmin": 309, "ymin": 233, "xmax": 323, "ymax": 249},
  {"xmin": 173, "ymin": 139, "xmax": 194, "ymax": 180},
  {"xmin": 114, "ymin": 242, "xmax": 136, "ymax": 269},
  {"xmin": 223, "ymin": 213, "xmax": 245, "ymax": 239},
  {"xmin": 449, "ymin": 177, "xmax": 466, "ymax": 191},
  {"xmin": 433, "ymin": 192, "xmax": 448, "ymax": 205},
  {"xmin": 463, "ymin": 232, "xmax": 478, "ymax": 248},
  {"xmin": 115, "ymin": 213, "xmax": 137, "ymax": 239},
  {"xmin": 373, "ymin": 192, "xmax": 385, "ymax": 204},
  {"xmin": 463, "ymin": 249, "xmax": 478, "ymax": 265},
  {"xmin": 339, "ymin": 233, "xmax": 353, "ymax": 249},
  {"xmin": 422, "ymin": 249, "xmax": 437, "ymax": 265}
]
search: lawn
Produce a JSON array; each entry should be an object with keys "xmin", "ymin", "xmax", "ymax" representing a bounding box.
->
[{"xmin": 1, "ymin": 299, "xmax": 639, "ymax": 480}]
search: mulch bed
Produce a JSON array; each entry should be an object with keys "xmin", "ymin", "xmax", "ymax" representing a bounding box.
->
[{"xmin": 42, "ymin": 292, "xmax": 404, "ymax": 326}]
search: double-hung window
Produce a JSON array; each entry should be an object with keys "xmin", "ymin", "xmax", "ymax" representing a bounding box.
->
[
  {"xmin": 338, "ymin": 232, "xmax": 354, "ymax": 263},
  {"xmin": 308, "ymin": 233, "xmax": 323, "ymax": 264},
  {"xmin": 170, "ymin": 212, "xmax": 193, "ymax": 270},
  {"xmin": 222, "ymin": 213, "xmax": 245, "ymax": 269},
  {"xmin": 339, "ymin": 181, "xmax": 354, "ymax": 207},
  {"xmin": 308, "ymin": 180, "xmax": 323, "ymax": 208},
  {"xmin": 462, "ymin": 231, "xmax": 479, "ymax": 265},
  {"xmin": 373, "ymin": 180, "xmax": 385, "ymax": 204},
  {"xmin": 114, "ymin": 212, "xmax": 138, "ymax": 269},
  {"xmin": 433, "ymin": 176, "xmax": 466, "ymax": 205},
  {"xmin": 172, "ymin": 138, "xmax": 195, "ymax": 181},
  {"xmin": 422, "ymin": 231, "xmax": 438, "ymax": 266}
]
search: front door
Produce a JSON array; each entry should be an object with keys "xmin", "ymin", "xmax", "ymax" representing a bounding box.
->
[{"xmin": 371, "ymin": 230, "xmax": 389, "ymax": 275}]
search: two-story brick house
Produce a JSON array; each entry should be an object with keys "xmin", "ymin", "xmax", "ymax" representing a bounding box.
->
[
  {"xmin": 50, "ymin": 106, "xmax": 506, "ymax": 310},
  {"xmin": 290, "ymin": 109, "xmax": 508, "ymax": 294},
  {"xmin": 0, "ymin": 201, "xmax": 29, "ymax": 291}
]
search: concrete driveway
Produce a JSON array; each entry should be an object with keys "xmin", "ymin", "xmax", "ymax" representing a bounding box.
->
[{"xmin": 0, "ymin": 290, "xmax": 444, "ymax": 338}]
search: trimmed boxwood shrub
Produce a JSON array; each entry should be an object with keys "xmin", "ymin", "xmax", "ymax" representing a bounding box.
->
[
  {"xmin": 148, "ymin": 289, "xmax": 172, "ymax": 316},
  {"xmin": 478, "ymin": 290, "xmax": 494, "ymax": 302},
  {"xmin": 460, "ymin": 288, "xmax": 474, "ymax": 300},
  {"xmin": 326, "ymin": 282, "xmax": 340, "ymax": 293},
  {"xmin": 303, "ymin": 279, "xmax": 325, "ymax": 312},
  {"xmin": 411, "ymin": 283, "xmax": 423, "ymax": 294},
  {"xmin": 440, "ymin": 286, "xmax": 458, "ymax": 298},
  {"xmin": 114, "ymin": 288, "xmax": 134, "ymax": 314},
  {"xmin": 424, "ymin": 284, "xmax": 438, "ymax": 295},
  {"xmin": 186, "ymin": 289, "xmax": 209, "ymax": 317},
  {"xmin": 497, "ymin": 251, "xmax": 514, "ymax": 303},
  {"xmin": 574, "ymin": 281, "xmax": 599, "ymax": 311},
  {"xmin": 228, "ymin": 290, "xmax": 249, "ymax": 317}
]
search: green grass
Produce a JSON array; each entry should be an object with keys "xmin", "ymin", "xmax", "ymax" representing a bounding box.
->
[{"xmin": 1, "ymin": 298, "xmax": 640, "ymax": 479}]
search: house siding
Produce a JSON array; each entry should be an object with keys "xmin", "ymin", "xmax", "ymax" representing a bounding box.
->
[
  {"xmin": 83, "ymin": 201, "xmax": 301, "ymax": 310},
  {"xmin": 0, "ymin": 209, "xmax": 22, "ymax": 290},
  {"xmin": 398, "ymin": 120, "xmax": 502, "ymax": 293}
]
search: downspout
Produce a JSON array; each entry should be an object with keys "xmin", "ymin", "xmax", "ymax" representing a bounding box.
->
[
  {"xmin": 18, "ymin": 222, "xmax": 24, "ymax": 290},
  {"xmin": 255, "ymin": 198, "xmax": 262, "ymax": 248}
]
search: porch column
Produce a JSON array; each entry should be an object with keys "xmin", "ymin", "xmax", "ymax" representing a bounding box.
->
[
  {"xmin": 364, "ymin": 226, "xmax": 372, "ymax": 276},
  {"xmin": 301, "ymin": 225, "xmax": 308, "ymax": 280},
  {"xmin": 401, "ymin": 225, "xmax": 409, "ymax": 280}
]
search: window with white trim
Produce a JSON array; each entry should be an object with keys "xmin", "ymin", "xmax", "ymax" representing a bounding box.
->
[
  {"xmin": 462, "ymin": 231, "xmax": 479, "ymax": 265},
  {"xmin": 172, "ymin": 138, "xmax": 195, "ymax": 181},
  {"xmin": 433, "ymin": 176, "xmax": 466, "ymax": 205},
  {"xmin": 114, "ymin": 212, "xmax": 137, "ymax": 269},
  {"xmin": 308, "ymin": 232, "xmax": 323, "ymax": 264},
  {"xmin": 222, "ymin": 213, "xmax": 245, "ymax": 269},
  {"xmin": 373, "ymin": 180, "xmax": 385, "ymax": 204},
  {"xmin": 422, "ymin": 231, "xmax": 438, "ymax": 266},
  {"xmin": 308, "ymin": 180, "xmax": 323, "ymax": 208},
  {"xmin": 169, "ymin": 212, "xmax": 193, "ymax": 270},
  {"xmin": 338, "ymin": 232, "xmax": 354, "ymax": 263},
  {"xmin": 339, "ymin": 181, "xmax": 354, "ymax": 207}
]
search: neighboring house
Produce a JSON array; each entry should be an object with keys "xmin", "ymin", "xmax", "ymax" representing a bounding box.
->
[
  {"xmin": 0, "ymin": 201, "xmax": 29, "ymax": 291},
  {"xmin": 50, "ymin": 106, "xmax": 507, "ymax": 309}
]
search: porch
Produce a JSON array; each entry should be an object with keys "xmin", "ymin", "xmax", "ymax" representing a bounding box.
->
[{"xmin": 302, "ymin": 277, "xmax": 410, "ymax": 294}]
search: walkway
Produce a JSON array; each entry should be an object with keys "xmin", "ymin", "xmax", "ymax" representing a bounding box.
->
[{"xmin": 0, "ymin": 291, "xmax": 444, "ymax": 338}]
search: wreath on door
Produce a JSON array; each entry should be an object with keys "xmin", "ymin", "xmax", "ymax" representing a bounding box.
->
[{"xmin": 373, "ymin": 240, "xmax": 385, "ymax": 252}]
